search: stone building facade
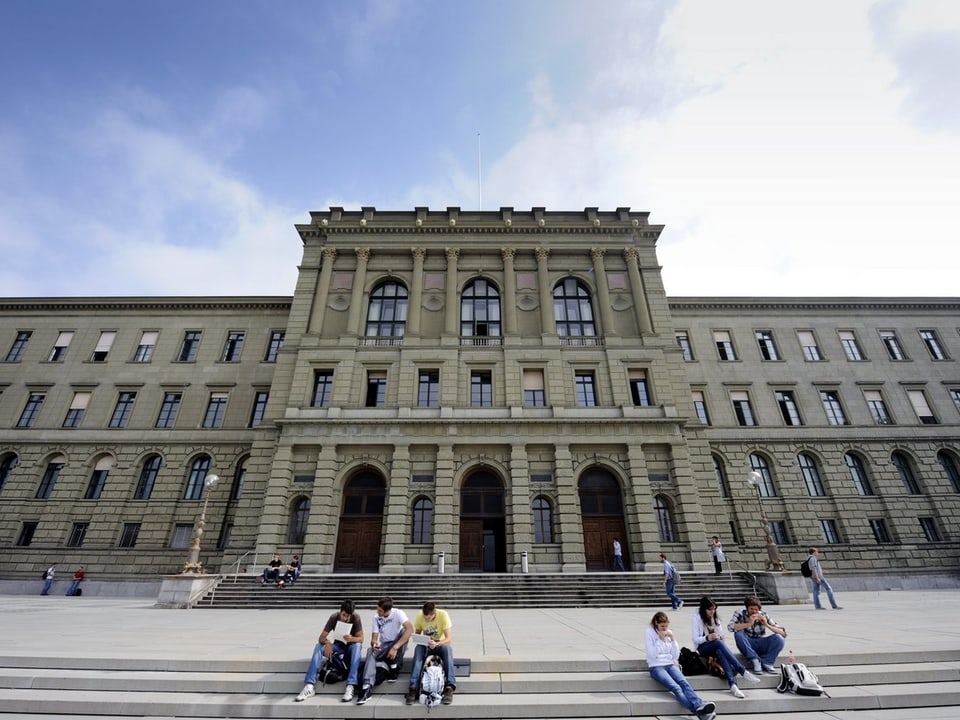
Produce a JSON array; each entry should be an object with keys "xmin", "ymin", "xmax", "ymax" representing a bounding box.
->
[{"xmin": 1, "ymin": 207, "xmax": 958, "ymax": 583}]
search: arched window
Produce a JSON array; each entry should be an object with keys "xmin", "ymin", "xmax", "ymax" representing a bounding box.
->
[
  {"xmin": 288, "ymin": 496, "xmax": 311, "ymax": 544},
  {"xmin": 0, "ymin": 453, "xmax": 18, "ymax": 494},
  {"xmin": 748, "ymin": 453, "xmax": 777, "ymax": 497},
  {"xmin": 892, "ymin": 450, "xmax": 922, "ymax": 495},
  {"xmin": 653, "ymin": 494, "xmax": 677, "ymax": 543},
  {"xmin": 553, "ymin": 278, "xmax": 595, "ymax": 337},
  {"xmin": 365, "ymin": 281, "xmax": 408, "ymax": 337},
  {"xmin": 133, "ymin": 454, "xmax": 162, "ymax": 500},
  {"xmin": 231, "ymin": 455, "xmax": 249, "ymax": 500},
  {"xmin": 84, "ymin": 455, "xmax": 113, "ymax": 500},
  {"xmin": 937, "ymin": 450, "xmax": 960, "ymax": 493},
  {"xmin": 844, "ymin": 452, "xmax": 874, "ymax": 496},
  {"xmin": 797, "ymin": 453, "xmax": 825, "ymax": 496},
  {"xmin": 36, "ymin": 454, "xmax": 66, "ymax": 499},
  {"xmin": 411, "ymin": 496, "xmax": 433, "ymax": 544},
  {"xmin": 532, "ymin": 496, "xmax": 554, "ymax": 543},
  {"xmin": 712, "ymin": 454, "xmax": 729, "ymax": 497},
  {"xmin": 461, "ymin": 279, "xmax": 501, "ymax": 340},
  {"xmin": 183, "ymin": 455, "xmax": 212, "ymax": 500}
]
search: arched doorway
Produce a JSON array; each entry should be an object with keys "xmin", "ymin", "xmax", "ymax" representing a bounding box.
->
[
  {"xmin": 334, "ymin": 470, "xmax": 385, "ymax": 572},
  {"xmin": 459, "ymin": 470, "xmax": 506, "ymax": 572},
  {"xmin": 578, "ymin": 468, "xmax": 629, "ymax": 570}
]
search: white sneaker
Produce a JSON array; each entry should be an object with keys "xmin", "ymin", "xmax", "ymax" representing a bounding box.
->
[
  {"xmin": 677, "ymin": 600, "xmax": 684, "ymax": 609},
  {"xmin": 742, "ymin": 669, "xmax": 762, "ymax": 684},
  {"xmin": 730, "ymin": 684, "xmax": 745, "ymax": 698},
  {"xmin": 752, "ymin": 659, "xmax": 762, "ymax": 674},
  {"xmin": 341, "ymin": 685, "xmax": 355, "ymax": 702},
  {"xmin": 295, "ymin": 683, "xmax": 315, "ymax": 702}
]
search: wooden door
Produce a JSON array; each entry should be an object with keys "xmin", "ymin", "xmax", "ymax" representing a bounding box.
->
[
  {"xmin": 582, "ymin": 516, "xmax": 628, "ymax": 570},
  {"xmin": 459, "ymin": 519, "xmax": 483, "ymax": 572},
  {"xmin": 334, "ymin": 471, "xmax": 385, "ymax": 572}
]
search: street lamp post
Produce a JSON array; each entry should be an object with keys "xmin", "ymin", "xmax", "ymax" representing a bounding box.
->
[
  {"xmin": 182, "ymin": 473, "xmax": 219, "ymax": 574},
  {"xmin": 746, "ymin": 470, "xmax": 785, "ymax": 571}
]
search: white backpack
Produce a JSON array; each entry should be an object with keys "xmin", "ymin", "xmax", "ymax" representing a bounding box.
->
[
  {"xmin": 418, "ymin": 654, "xmax": 446, "ymax": 706},
  {"xmin": 777, "ymin": 662, "xmax": 827, "ymax": 696}
]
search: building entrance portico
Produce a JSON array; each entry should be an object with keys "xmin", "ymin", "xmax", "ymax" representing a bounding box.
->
[
  {"xmin": 459, "ymin": 470, "xmax": 507, "ymax": 572},
  {"xmin": 333, "ymin": 471, "xmax": 385, "ymax": 572},
  {"xmin": 579, "ymin": 468, "xmax": 629, "ymax": 571}
]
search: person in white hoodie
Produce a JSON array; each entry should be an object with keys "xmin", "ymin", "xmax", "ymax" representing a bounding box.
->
[
  {"xmin": 691, "ymin": 596, "xmax": 761, "ymax": 698},
  {"xmin": 645, "ymin": 611, "xmax": 717, "ymax": 720}
]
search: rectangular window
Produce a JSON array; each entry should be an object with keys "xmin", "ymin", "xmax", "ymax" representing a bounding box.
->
[
  {"xmin": 62, "ymin": 391, "xmax": 91, "ymax": 428},
  {"xmin": 5, "ymin": 330, "xmax": 32, "ymax": 362},
  {"xmin": 17, "ymin": 392, "xmax": 45, "ymax": 428},
  {"xmin": 628, "ymin": 369, "xmax": 652, "ymax": 406},
  {"xmin": 134, "ymin": 331, "xmax": 158, "ymax": 362},
  {"xmin": 365, "ymin": 370, "xmax": 387, "ymax": 407},
  {"xmin": 177, "ymin": 331, "xmax": 202, "ymax": 362},
  {"xmin": 675, "ymin": 331, "xmax": 694, "ymax": 361},
  {"xmin": 169, "ymin": 523, "xmax": 195, "ymax": 549},
  {"xmin": 523, "ymin": 369, "xmax": 546, "ymax": 407},
  {"xmin": 797, "ymin": 330, "xmax": 822, "ymax": 361},
  {"xmin": 775, "ymin": 390, "xmax": 803, "ymax": 426},
  {"xmin": 819, "ymin": 518, "xmax": 841, "ymax": 544},
  {"xmin": 730, "ymin": 390, "xmax": 756, "ymax": 426},
  {"xmin": 48, "ymin": 331, "xmax": 74, "ymax": 362},
  {"xmin": 202, "ymin": 392, "xmax": 229, "ymax": 428},
  {"xmin": 692, "ymin": 390, "xmax": 710, "ymax": 425},
  {"xmin": 755, "ymin": 330, "xmax": 780, "ymax": 360},
  {"xmin": 869, "ymin": 518, "xmax": 892, "ymax": 544},
  {"xmin": 471, "ymin": 370, "xmax": 493, "ymax": 407},
  {"xmin": 713, "ymin": 330, "xmax": 736, "ymax": 361},
  {"xmin": 418, "ymin": 370, "xmax": 440, "ymax": 408},
  {"xmin": 879, "ymin": 330, "xmax": 907, "ymax": 361},
  {"xmin": 951, "ymin": 388, "xmax": 960, "ymax": 416},
  {"xmin": 16, "ymin": 521, "xmax": 38, "ymax": 546},
  {"xmin": 249, "ymin": 391, "xmax": 269, "ymax": 427},
  {"xmin": 264, "ymin": 330, "xmax": 285, "ymax": 362},
  {"xmin": 109, "ymin": 391, "xmax": 137, "ymax": 428},
  {"xmin": 768, "ymin": 520, "xmax": 790, "ymax": 545},
  {"xmin": 84, "ymin": 469, "xmax": 108, "ymax": 500},
  {"xmin": 574, "ymin": 371, "xmax": 597, "ymax": 407},
  {"xmin": 221, "ymin": 331, "xmax": 245, "ymax": 362},
  {"xmin": 820, "ymin": 390, "xmax": 848, "ymax": 425},
  {"xmin": 838, "ymin": 330, "xmax": 864, "ymax": 361},
  {"xmin": 907, "ymin": 389, "xmax": 938, "ymax": 424},
  {"xmin": 36, "ymin": 461, "xmax": 63, "ymax": 499},
  {"xmin": 863, "ymin": 389, "xmax": 892, "ymax": 425},
  {"xmin": 313, "ymin": 370, "xmax": 333, "ymax": 407},
  {"xmin": 155, "ymin": 392, "xmax": 182, "ymax": 429},
  {"xmin": 919, "ymin": 516, "xmax": 941, "ymax": 542},
  {"xmin": 919, "ymin": 330, "xmax": 947, "ymax": 360},
  {"xmin": 67, "ymin": 522, "xmax": 89, "ymax": 547},
  {"xmin": 90, "ymin": 331, "xmax": 117, "ymax": 362},
  {"xmin": 118, "ymin": 522, "xmax": 141, "ymax": 548}
]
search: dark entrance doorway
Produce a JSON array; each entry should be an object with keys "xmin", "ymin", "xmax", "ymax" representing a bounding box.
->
[
  {"xmin": 459, "ymin": 470, "xmax": 506, "ymax": 572},
  {"xmin": 579, "ymin": 468, "xmax": 629, "ymax": 571},
  {"xmin": 334, "ymin": 470, "xmax": 385, "ymax": 572}
]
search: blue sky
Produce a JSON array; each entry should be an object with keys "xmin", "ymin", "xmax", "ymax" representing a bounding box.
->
[{"xmin": 1, "ymin": 0, "xmax": 958, "ymax": 298}]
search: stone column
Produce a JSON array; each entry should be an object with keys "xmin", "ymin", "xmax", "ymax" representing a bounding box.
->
[
  {"xmin": 623, "ymin": 247, "xmax": 654, "ymax": 334},
  {"xmin": 554, "ymin": 444, "xmax": 586, "ymax": 572},
  {"xmin": 308, "ymin": 247, "xmax": 337, "ymax": 335},
  {"xmin": 433, "ymin": 444, "xmax": 458, "ymax": 572},
  {"xmin": 407, "ymin": 247, "xmax": 426, "ymax": 337},
  {"xmin": 381, "ymin": 445, "xmax": 411, "ymax": 573},
  {"xmin": 591, "ymin": 247, "xmax": 616, "ymax": 336},
  {"xmin": 443, "ymin": 248, "xmax": 460, "ymax": 337},
  {"xmin": 345, "ymin": 247, "xmax": 370, "ymax": 337},
  {"xmin": 507, "ymin": 444, "xmax": 532, "ymax": 572},
  {"xmin": 535, "ymin": 246, "xmax": 553, "ymax": 335},
  {"xmin": 301, "ymin": 445, "xmax": 340, "ymax": 573},
  {"xmin": 623, "ymin": 444, "xmax": 658, "ymax": 570},
  {"xmin": 501, "ymin": 247, "xmax": 518, "ymax": 336}
]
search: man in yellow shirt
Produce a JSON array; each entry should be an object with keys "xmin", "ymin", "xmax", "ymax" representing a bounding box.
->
[{"xmin": 404, "ymin": 601, "xmax": 457, "ymax": 705}]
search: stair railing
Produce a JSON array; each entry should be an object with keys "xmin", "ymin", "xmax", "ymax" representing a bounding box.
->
[{"xmin": 227, "ymin": 548, "xmax": 258, "ymax": 583}]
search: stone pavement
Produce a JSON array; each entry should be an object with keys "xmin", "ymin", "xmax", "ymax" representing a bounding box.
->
[{"xmin": 5, "ymin": 589, "xmax": 960, "ymax": 666}]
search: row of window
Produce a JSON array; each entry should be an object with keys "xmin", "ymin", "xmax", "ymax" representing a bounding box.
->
[
  {"xmin": 676, "ymin": 327, "xmax": 952, "ymax": 364},
  {"xmin": 2, "ymin": 329, "xmax": 285, "ymax": 364},
  {"xmin": 757, "ymin": 514, "xmax": 943, "ymax": 546},
  {"xmin": 692, "ymin": 384, "xmax": 959, "ymax": 427},
  {"xmin": 8, "ymin": 387, "xmax": 269, "ymax": 430}
]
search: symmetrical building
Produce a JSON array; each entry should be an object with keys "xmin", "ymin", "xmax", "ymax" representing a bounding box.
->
[{"xmin": 1, "ymin": 207, "xmax": 958, "ymax": 585}]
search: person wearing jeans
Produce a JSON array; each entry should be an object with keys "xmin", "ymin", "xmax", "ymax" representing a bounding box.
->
[
  {"xmin": 727, "ymin": 595, "xmax": 787, "ymax": 674},
  {"xmin": 295, "ymin": 599, "xmax": 364, "ymax": 703},
  {"xmin": 660, "ymin": 553, "xmax": 683, "ymax": 609},
  {"xmin": 645, "ymin": 611, "xmax": 717, "ymax": 720},
  {"xmin": 405, "ymin": 601, "xmax": 457, "ymax": 705},
  {"xmin": 356, "ymin": 596, "xmax": 413, "ymax": 705},
  {"xmin": 807, "ymin": 547, "xmax": 842, "ymax": 610}
]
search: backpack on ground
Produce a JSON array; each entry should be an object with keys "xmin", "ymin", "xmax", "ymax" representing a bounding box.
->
[
  {"xmin": 777, "ymin": 662, "xmax": 827, "ymax": 696},
  {"xmin": 800, "ymin": 557, "xmax": 813, "ymax": 577},
  {"xmin": 418, "ymin": 654, "xmax": 446, "ymax": 707},
  {"xmin": 679, "ymin": 646, "xmax": 708, "ymax": 676},
  {"xmin": 319, "ymin": 649, "xmax": 348, "ymax": 685}
]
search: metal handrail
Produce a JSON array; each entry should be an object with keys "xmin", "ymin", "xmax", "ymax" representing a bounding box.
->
[{"xmin": 228, "ymin": 548, "xmax": 259, "ymax": 583}]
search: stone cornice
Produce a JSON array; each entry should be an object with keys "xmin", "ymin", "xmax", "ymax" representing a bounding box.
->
[
  {"xmin": 0, "ymin": 297, "xmax": 293, "ymax": 313},
  {"xmin": 668, "ymin": 297, "xmax": 960, "ymax": 312}
]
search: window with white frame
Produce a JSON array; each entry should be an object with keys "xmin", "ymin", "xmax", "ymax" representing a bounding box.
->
[
  {"xmin": 471, "ymin": 370, "xmax": 493, "ymax": 407},
  {"xmin": 844, "ymin": 452, "xmax": 874, "ymax": 495},
  {"xmin": 692, "ymin": 390, "xmax": 710, "ymax": 425},
  {"xmin": 365, "ymin": 370, "xmax": 387, "ymax": 407},
  {"xmin": 249, "ymin": 391, "xmax": 269, "ymax": 427},
  {"xmin": 461, "ymin": 278, "xmax": 501, "ymax": 340},
  {"xmin": 713, "ymin": 330, "xmax": 736, "ymax": 361},
  {"xmin": 5, "ymin": 330, "xmax": 32, "ymax": 362},
  {"xmin": 133, "ymin": 454, "xmax": 162, "ymax": 500},
  {"xmin": 628, "ymin": 369, "xmax": 652, "ymax": 406},
  {"xmin": 17, "ymin": 392, "xmax": 45, "ymax": 428},
  {"xmin": 134, "ymin": 331, "xmax": 158, "ymax": 362},
  {"xmin": 797, "ymin": 330, "xmax": 822, "ymax": 361},
  {"xmin": 156, "ymin": 392, "xmax": 182, "ymax": 429},
  {"xmin": 748, "ymin": 453, "xmax": 777, "ymax": 496},
  {"xmin": 264, "ymin": 330, "xmax": 285, "ymax": 362},
  {"xmin": 919, "ymin": 329, "xmax": 947, "ymax": 360},
  {"xmin": 553, "ymin": 278, "xmax": 596, "ymax": 337},
  {"xmin": 906, "ymin": 388, "xmax": 938, "ymax": 424},
  {"xmin": 863, "ymin": 389, "xmax": 892, "ymax": 424},
  {"xmin": 838, "ymin": 330, "xmax": 864, "ymax": 361},
  {"xmin": 177, "ymin": 331, "xmax": 202, "ymax": 362},
  {"xmin": 879, "ymin": 330, "xmax": 907, "ymax": 360},
  {"xmin": 48, "ymin": 331, "xmax": 74, "ymax": 362},
  {"xmin": 63, "ymin": 391, "xmax": 91, "ymax": 428},
  {"xmin": 892, "ymin": 451, "xmax": 922, "ymax": 495},
  {"xmin": 675, "ymin": 331, "xmax": 694, "ymax": 361},
  {"xmin": 84, "ymin": 456, "xmax": 113, "ymax": 499},
  {"xmin": 523, "ymin": 368, "xmax": 545, "ymax": 407},
  {"xmin": 313, "ymin": 370, "xmax": 333, "ymax": 407},
  {"xmin": 755, "ymin": 330, "xmax": 780, "ymax": 360},
  {"xmin": 366, "ymin": 281, "xmax": 408, "ymax": 338},
  {"xmin": 730, "ymin": 390, "xmax": 756, "ymax": 426},
  {"xmin": 221, "ymin": 331, "xmax": 245, "ymax": 362},
  {"xmin": 818, "ymin": 518, "xmax": 841, "ymax": 544},
  {"xmin": 90, "ymin": 331, "xmax": 116, "ymax": 362},
  {"xmin": 109, "ymin": 391, "xmax": 137, "ymax": 428},
  {"xmin": 418, "ymin": 369, "xmax": 440, "ymax": 408},
  {"xmin": 574, "ymin": 371, "xmax": 597, "ymax": 407},
  {"xmin": 819, "ymin": 389, "xmax": 848, "ymax": 425},
  {"xmin": 798, "ymin": 453, "xmax": 826, "ymax": 496},
  {"xmin": 775, "ymin": 390, "xmax": 802, "ymax": 426},
  {"xmin": 202, "ymin": 393, "xmax": 228, "ymax": 428}
]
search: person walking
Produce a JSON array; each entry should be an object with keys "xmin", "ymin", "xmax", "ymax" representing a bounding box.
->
[
  {"xmin": 709, "ymin": 536, "xmax": 725, "ymax": 576},
  {"xmin": 66, "ymin": 566, "xmax": 85, "ymax": 596},
  {"xmin": 806, "ymin": 547, "xmax": 842, "ymax": 610},
  {"xmin": 612, "ymin": 538, "xmax": 625, "ymax": 571},
  {"xmin": 40, "ymin": 563, "xmax": 57, "ymax": 595},
  {"xmin": 660, "ymin": 553, "xmax": 683, "ymax": 610}
]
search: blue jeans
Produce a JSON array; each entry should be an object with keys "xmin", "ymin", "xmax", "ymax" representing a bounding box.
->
[
  {"xmin": 734, "ymin": 631, "xmax": 784, "ymax": 668},
  {"xmin": 304, "ymin": 641, "xmax": 362, "ymax": 687},
  {"xmin": 66, "ymin": 580, "xmax": 81, "ymax": 596},
  {"xmin": 41, "ymin": 577, "xmax": 53, "ymax": 595},
  {"xmin": 665, "ymin": 579, "xmax": 682, "ymax": 609},
  {"xmin": 813, "ymin": 578, "xmax": 839, "ymax": 609},
  {"xmin": 408, "ymin": 643, "xmax": 456, "ymax": 690},
  {"xmin": 697, "ymin": 639, "xmax": 745, "ymax": 686},
  {"xmin": 613, "ymin": 555, "xmax": 625, "ymax": 571},
  {"xmin": 649, "ymin": 664, "xmax": 704, "ymax": 713}
]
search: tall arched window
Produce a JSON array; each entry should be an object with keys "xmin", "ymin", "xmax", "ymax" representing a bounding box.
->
[
  {"xmin": 231, "ymin": 456, "xmax": 249, "ymax": 500},
  {"xmin": 288, "ymin": 496, "xmax": 311, "ymax": 544},
  {"xmin": 365, "ymin": 281, "xmax": 408, "ymax": 337},
  {"xmin": 134, "ymin": 454, "xmax": 162, "ymax": 500},
  {"xmin": 0, "ymin": 453, "xmax": 18, "ymax": 494},
  {"xmin": 411, "ymin": 497, "xmax": 433, "ymax": 544},
  {"xmin": 461, "ymin": 278, "xmax": 501, "ymax": 341},
  {"xmin": 183, "ymin": 455, "xmax": 212, "ymax": 500},
  {"xmin": 892, "ymin": 450, "xmax": 922, "ymax": 495},
  {"xmin": 937, "ymin": 450, "xmax": 960, "ymax": 493},
  {"xmin": 553, "ymin": 278, "xmax": 595, "ymax": 337},
  {"xmin": 653, "ymin": 494, "xmax": 677, "ymax": 543},
  {"xmin": 844, "ymin": 452, "xmax": 874, "ymax": 496},
  {"xmin": 797, "ymin": 453, "xmax": 826, "ymax": 496},
  {"xmin": 532, "ymin": 496, "xmax": 554, "ymax": 543},
  {"xmin": 84, "ymin": 455, "xmax": 113, "ymax": 500},
  {"xmin": 748, "ymin": 453, "xmax": 777, "ymax": 497},
  {"xmin": 712, "ymin": 454, "xmax": 730, "ymax": 497}
]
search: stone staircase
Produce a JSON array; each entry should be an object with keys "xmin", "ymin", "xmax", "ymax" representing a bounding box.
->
[
  {"xmin": 197, "ymin": 571, "xmax": 772, "ymax": 609},
  {"xmin": 1, "ymin": 650, "xmax": 958, "ymax": 718}
]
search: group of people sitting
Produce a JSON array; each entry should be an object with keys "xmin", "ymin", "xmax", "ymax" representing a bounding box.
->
[
  {"xmin": 258, "ymin": 553, "xmax": 301, "ymax": 587},
  {"xmin": 646, "ymin": 594, "xmax": 787, "ymax": 720},
  {"xmin": 295, "ymin": 597, "xmax": 458, "ymax": 707}
]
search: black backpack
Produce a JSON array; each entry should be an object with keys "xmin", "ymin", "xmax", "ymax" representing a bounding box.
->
[
  {"xmin": 319, "ymin": 649, "xmax": 349, "ymax": 685},
  {"xmin": 679, "ymin": 646, "xmax": 708, "ymax": 676},
  {"xmin": 800, "ymin": 558, "xmax": 813, "ymax": 577}
]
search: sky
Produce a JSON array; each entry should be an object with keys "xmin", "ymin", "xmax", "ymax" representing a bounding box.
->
[{"xmin": 1, "ymin": 0, "xmax": 958, "ymax": 299}]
